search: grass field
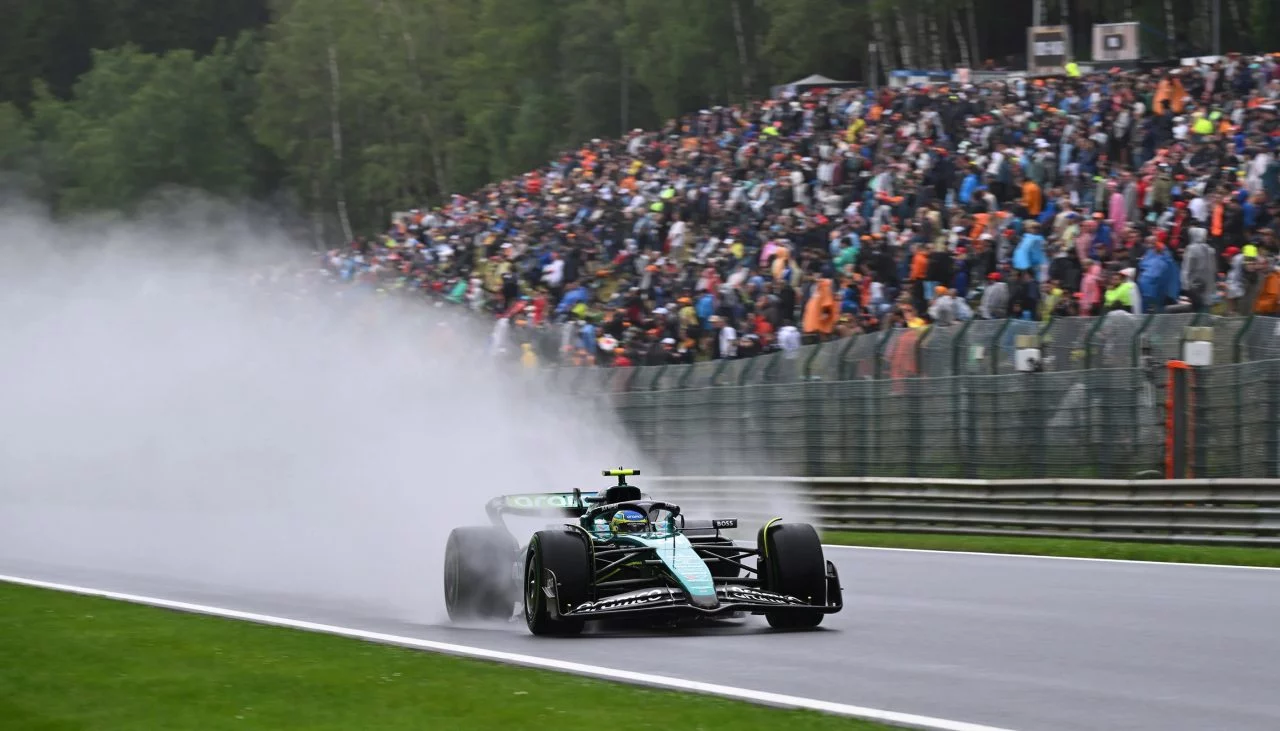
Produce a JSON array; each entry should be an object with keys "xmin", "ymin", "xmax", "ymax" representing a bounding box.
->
[
  {"xmin": 0, "ymin": 580, "xmax": 895, "ymax": 731},
  {"xmin": 822, "ymin": 530, "xmax": 1280, "ymax": 568}
]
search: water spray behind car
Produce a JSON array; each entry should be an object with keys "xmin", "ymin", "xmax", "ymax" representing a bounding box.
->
[{"xmin": 0, "ymin": 195, "xmax": 649, "ymax": 626}]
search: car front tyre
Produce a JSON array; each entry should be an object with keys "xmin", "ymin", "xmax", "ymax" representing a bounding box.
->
[
  {"xmin": 757, "ymin": 522, "xmax": 826, "ymax": 630},
  {"xmin": 523, "ymin": 530, "xmax": 590, "ymax": 636}
]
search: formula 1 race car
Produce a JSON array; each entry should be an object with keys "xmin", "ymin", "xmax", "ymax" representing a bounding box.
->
[{"xmin": 443, "ymin": 469, "xmax": 842, "ymax": 635}]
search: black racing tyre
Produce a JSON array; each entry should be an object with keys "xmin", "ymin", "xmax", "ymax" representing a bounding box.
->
[
  {"xmin": 444, "ymin": 527, "xmax": 518, "ymax": 622},
  {"xmin": 523, "ymin": 529, "xmax": 590, "ymax": 636},
  {"xmin": 756, "ymin": 521, "xmax": 826, "ymax": 629}
]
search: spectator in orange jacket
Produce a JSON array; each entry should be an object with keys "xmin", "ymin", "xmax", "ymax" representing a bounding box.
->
[
  {"xmin": 803, "ymin": 278, "xmax": 838, "ymax": 336},
  {"xmin": 909, "ymin": 245, "xmax": 929, "ymax": 281},
  {"xmin": 1153, "ymin": 73, "xmax": 1187, "ymax": 115},
  {"xmin": 1022, "ymin": 178, "xmax": 1043, "ymax": 217},
  {"xmin": 1255, "ymin": 264, "xmax": 1280, "ymax": 315}
]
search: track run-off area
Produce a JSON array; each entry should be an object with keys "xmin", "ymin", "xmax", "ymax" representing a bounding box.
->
[{"xmin": 3, "ymin": 545, "xmax": 1278, "ymax": 731}]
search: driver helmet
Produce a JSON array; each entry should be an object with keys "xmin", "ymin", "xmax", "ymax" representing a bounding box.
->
[{"xmin": 610, "ymin": 509, "xmax": 648, "ymax": 535}]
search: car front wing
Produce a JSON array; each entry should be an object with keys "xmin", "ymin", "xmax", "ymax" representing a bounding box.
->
[{"xmin": 541, "ymin": 560, "xmax": 843, "ymax": 621}]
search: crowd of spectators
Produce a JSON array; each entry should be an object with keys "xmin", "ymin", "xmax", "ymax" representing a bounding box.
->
[{"xmin": 319, "ymin": 53, "xmax": 1280, "ymax": 369}]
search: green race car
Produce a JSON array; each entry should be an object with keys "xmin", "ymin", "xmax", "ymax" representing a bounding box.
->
[{"xmin": 444, "ymin": 468, "xmax": 843, "ymax": 635}]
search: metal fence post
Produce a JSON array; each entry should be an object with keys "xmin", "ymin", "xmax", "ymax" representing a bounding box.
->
[
  {"xmin": 1269, "ymin": 360, "xmax": 1280, "ymax": 477},
  {"xmin": 914, "ymin": 325, "xmax": 934, "ymax": 376},
  {"xmin": 1081, "ymin": 316, "xmax": 1110, "ymax": 475},
  {"xmin": 1039, "ymin": 315, "xmax": 1056, "ymax": 337},
  {"xmin": 1191, "ymin": 365, "xmax": 1209, "ymax": 478},
  {"xmin": 867, "ymin": 334, "xmax": 887, "ymax": 473},
  {"xmin": 801, "ymin": 344, "xmax": 825, "ymax": 477},
  {"xmin": 1022, "ymin": 369, "xmax": 1039, "ymax": 478},
  {"xmin": 837, "ymin": 335, "xmax": 859, "ymax": 380},
  {"xmin": 1037, "ymin": 316, "xmax": 1057, "ymax": 370},
  {"xmin": 873, "ymin": 330, "xmax": 892, "ymax": 379},
  {"xmin": 1015, "ymin": 332, "xmax": 1048, "ymax": 479},
  {"xmin": 1233, "ymin": 315, "xmax": 1255, "ymax": 363},
  {"xmin": 950, "ymin": 320, "xmax": 974, "ymax": 478},
  {"xmin": 957, "ymin": 372, "xmax": 972, "ymax": 478},
  {"xmin": 804, "ymin": 376, "xmax": 821, "ymax": 477},
  {"xmin": 1083, "ymin": 315, "xmax": 1108, "ymax": 369},
  {"xmin": 762, "ymin": 353, "xmax": 782, "ymax": 383},
  {"xmin": 906, "ymin": 374, "xmax": 920, "ymax": 479},
  {"xmin": 1131, "ymin": 314, "xmax": 1154, "ymax": 368},
  {"xmin": 677, "ymin": 361, "xmax": 697, "ymax": 389},
  {"xmin": 708, "ymin": 360, "xmax": 731, "ymax": 473},
  {"xmin": 1127, "ymin": 316, "xmax": 1156, "ymax": 458},
  {"xmin": 832, "ymin": 338, "xmax": 859, "ymax": 475},
  {"xmin": 803, "ymin": 342, "xmax": 825, "ymax": 381},
  {"xmin": 650, "ymin": 365, "xmax": 666, "ymax": 390},
  {"xmin": 709, "ymin": 358, "xmax": 731, "ymax": 387},
  {"xmin": 1235, "ymin": 360, "xmax": 1247, "ymax": 477},
  {"xmin": 571, "ymin": 366, "xmax": 589, "ymax": 394},
  {"xmin": 951, "ymin": 318, "xmax": 974, "ymax": 375},
  {"xmin": 642, "ymin": 365, "xmax": 664, "ymax": 462},
  {"xmin": 990, "ymin": 318, "xmax": 1012, "ymax": 375},
  {"xmin": 759, "ymin": 355, "xmax": 780, "ymax": 473},
  {"xmin": 735, "ymin": 357, "xmax": 759, "ymax": 447},
  {"xmin": 904, "ymin": 327, "xmax": 935, "ymax": 478}
]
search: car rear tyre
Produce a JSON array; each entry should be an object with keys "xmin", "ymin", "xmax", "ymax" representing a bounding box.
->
[
  {"xmin": 444, "ymin": 527, "xmax": 518, "ymax": 622},
  {"xmin": 756, "ymin": 522, "xmax": 826, "ymax": 629},
  {"xmin": 523, "ymin": 529, "xmax": 590, "ymax": 636}
]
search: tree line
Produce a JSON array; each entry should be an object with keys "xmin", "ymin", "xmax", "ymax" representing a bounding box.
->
[{"xmin": 0, "ymin": 0, "xmax": 1275, "ymax": 239}]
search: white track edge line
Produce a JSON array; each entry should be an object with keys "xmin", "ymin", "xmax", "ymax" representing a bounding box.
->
[
  {"xmin": 822, "ymin": 543, "xmax": 1280, "ymax": 571},
  {"xmin": 0, "ymin": 573, "xmax": 1018, "ymax": 731}
]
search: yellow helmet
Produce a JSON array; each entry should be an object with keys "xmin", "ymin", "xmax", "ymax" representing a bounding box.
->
[{"xmin": 609, "ymin": 509, "xmax": 648, "ymax": 535}]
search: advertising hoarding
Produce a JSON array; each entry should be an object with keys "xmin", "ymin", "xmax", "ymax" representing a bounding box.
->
[
  {"xmin": 1092, "ymin": 22, "xmax": 1140, "ymax": 62},
  {"xmin": 1027, "ymin": 25, "xmax": 1070, "ymax": 76}
]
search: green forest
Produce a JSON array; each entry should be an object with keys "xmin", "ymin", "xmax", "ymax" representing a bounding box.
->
[{"xmin": 0, "ymin": 0, "xmax": 1276, "ymax": 237}]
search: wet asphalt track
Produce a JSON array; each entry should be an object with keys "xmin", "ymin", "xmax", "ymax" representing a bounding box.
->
[{"xmin": 3, "ymin": 547, "xmax": 1278, "ymax": 731}]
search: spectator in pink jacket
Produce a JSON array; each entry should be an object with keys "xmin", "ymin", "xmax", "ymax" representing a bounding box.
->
[
  {"xmin": 1108, "ymin": 182, "xmax": 1127, "ymax": 232},
  {"xmin": 1075, "ymin": 220, "xmax": 1096, "ymax": 264},
  {"xmin": 1080, "ymin": 261, "xmax": 1104, "ymax": 316}
]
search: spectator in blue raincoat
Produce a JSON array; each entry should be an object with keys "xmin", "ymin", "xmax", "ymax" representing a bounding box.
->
[
  {"xmin": 1037, "ymin": 197, "xmax": 1059, "ymax": 228},
  {"xmin": 1092, "ymin": 215, "xmax": 1113, "ymax": 256},
  {"xmin": 579, "ymin": 318, "xmax": 597, "ymax": 353},
  {"xmin": 959, "ymin": 167, "xmax": 981, "ymax": 206},
  {"xmin": 1013, "ymin": 222, "xmax": 1047, "ymax": 280},
  {"xmin": 952, "ymin": 253, "xmax": 971, "ymax": 299},
  {"xmin": 555, "ymin": 282, "xmax": 588, "ymax": 315},
  {"xmin": 840, "ymin": 281, "xmax": 859, "ymax": 314},
  {"xmin": 695, "ymin": 290, "xmax": 716, "ymax": 328},
  {"xmin": 1137, "ymin": 241, "xmax": 1178, "ymax": 313}
]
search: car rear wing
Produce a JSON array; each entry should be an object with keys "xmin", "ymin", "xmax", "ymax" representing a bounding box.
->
[{"xmin": 485, "ymin": 492, "xmax": 588, "ymax": 523}]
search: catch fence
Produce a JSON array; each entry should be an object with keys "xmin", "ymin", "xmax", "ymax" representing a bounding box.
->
[
  {"xmin": 533, "ymin": 314, "xmax": 1280, "ymax": 480},
  {"xmin": 535, "ymin": 313, "xmax": 1279, "ymax": 380},
  {"xmin": 553, "ymin": 358, "xmax": 1280, "ymax": 481}
]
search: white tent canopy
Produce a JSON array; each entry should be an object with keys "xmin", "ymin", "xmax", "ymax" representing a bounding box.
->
[
  {"xmin": 771, "ymin": 74, "xmax": 860, "ymax": 98},
  {"xmin": 790, "ymin": 74, "xmax": 853, "ymax": 86}
]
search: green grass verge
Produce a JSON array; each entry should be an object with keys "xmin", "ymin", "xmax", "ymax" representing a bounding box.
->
[
  {"xmin": 822, "ymin": 530, "xmax": 1280, "ymax": 568},
  {"xmin": 0, "ymin": 581, "xmax": 891, "ymax": 731}
]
